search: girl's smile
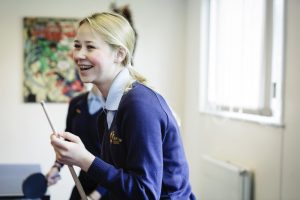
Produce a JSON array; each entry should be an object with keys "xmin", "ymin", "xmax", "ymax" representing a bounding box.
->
[{"xmin": 78, "ymin": 65, "xmax": 93, "ymax": 71}]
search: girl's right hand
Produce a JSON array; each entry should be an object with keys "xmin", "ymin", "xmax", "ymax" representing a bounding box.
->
[{"xmin": 51, "ymin": 132, "xmax": 95, "ymax": 172}]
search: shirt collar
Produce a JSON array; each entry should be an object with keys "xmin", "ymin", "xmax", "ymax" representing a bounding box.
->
[
  {"xmin": 99, "ymin": 68, "xmax": 132, "ymax": 111},
  {"xmin": 88, "ymin": 89, "xmax": 100, "ymax": 101},
  {"xmin": 87, "ymin": 89, "xmax": 102, "ymax": 114}
]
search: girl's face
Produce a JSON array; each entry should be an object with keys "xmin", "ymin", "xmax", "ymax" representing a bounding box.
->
[{"xmin": 73, "ymin": 23, "xmax": 121, "ymax": 87}]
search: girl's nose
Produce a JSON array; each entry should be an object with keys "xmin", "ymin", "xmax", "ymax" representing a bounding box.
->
[{"xmin": 73, "ymin": 48, "xmax": 86, "ymax": 60}]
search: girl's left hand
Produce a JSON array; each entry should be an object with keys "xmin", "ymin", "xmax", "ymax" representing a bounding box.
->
[{"xmin": 50, "ymin": 132, "xmax": 95, "ymax": 171}]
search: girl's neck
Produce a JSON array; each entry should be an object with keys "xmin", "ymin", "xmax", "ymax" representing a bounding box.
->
[
  {"xmin": 96, "ymin": 67, "xmax": 123, "ymax": 98},
  {"xmin": 97, "ymin": 82, "xmax": 110, "ymax": 98},
  {"xmin": 91, "ymin": 85, "xmax": 101, "ymax": 96}
]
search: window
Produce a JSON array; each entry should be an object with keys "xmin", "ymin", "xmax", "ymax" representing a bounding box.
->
[{"xmin": 199, "ymin": 0, "xmax": 285, "ymax": 126}]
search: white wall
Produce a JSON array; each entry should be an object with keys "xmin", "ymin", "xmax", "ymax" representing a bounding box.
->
[
  {"xmin": 0, "ymin": 0, "xmax": 186, "ymax": 199},
  {"xmin": 281, "ymin": 0, "xmax": 300, "ymax": 199},
  {"xmin": 184, "ymin": 0, "xmax": 300, "ymax": 200}
]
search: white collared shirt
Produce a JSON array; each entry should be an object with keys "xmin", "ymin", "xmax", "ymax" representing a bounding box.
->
[{"xmin": 87, "ymin": 89, "xmax": 102, "ymax": 115}]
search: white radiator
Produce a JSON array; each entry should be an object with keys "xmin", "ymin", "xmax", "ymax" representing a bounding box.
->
[{"xmin": 202, "ymin": 155, "xmax": 252, "ymax": 200}]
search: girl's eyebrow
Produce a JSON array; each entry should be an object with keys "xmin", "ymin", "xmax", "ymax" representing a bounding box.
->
[{"xmin": 74, "ymin": 40, "xmax": 94, "ymax": 44}]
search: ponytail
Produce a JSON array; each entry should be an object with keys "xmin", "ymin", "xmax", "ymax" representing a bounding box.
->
[
  {"xmin": 124, "ymin": 65, "xmax": 149, "ymax": 92},
  {"xmin": 127, "ymin": 65, "xmax": 147, "ymax": 84}
]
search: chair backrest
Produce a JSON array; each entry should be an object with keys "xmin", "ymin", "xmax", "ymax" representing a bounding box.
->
[{"xmin": 0, "ymin": 164, "xmax": 41, "ymax": 196}]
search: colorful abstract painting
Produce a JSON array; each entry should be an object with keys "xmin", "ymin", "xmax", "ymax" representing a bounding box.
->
[{"xmin": 23, "ymin": 17, "xmax": 85, "ymax": 103}]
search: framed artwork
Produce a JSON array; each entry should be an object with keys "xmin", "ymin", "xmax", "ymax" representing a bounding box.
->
[{"xmin": 23, "ymin": 17, "xmax": 86, "ymax": 103}]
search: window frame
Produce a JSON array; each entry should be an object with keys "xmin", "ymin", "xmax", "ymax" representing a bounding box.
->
[{"xmin": 199, "ymin": 0, "xmax": 286, "ymax": 127}]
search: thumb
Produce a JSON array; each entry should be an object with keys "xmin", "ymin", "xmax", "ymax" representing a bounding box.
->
[{"xmin": 60, "ymin": 132, "xmax": 81, "ymax": 143}]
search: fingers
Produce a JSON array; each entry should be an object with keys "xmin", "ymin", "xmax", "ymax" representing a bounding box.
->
[
  {"xmin": 51, "ymin": 132, "xmax": 81, "ymax": 144},
  {"xmin": 51, "ymin": 133, "xmax": 68, "ymax": 151},
  {"xmin": 50, "ymin": 133, "xmax": 70, "ymax": 164},
  {"xmin": 61, "ymin": 132, "xmax": 81, "ymax": 143},
  {"xmin": 47, "ymin": 173, "xmax": 61, "ymax": 186},
  {"xmin": 45, "ymin": 167, "xmax": 61, "ymax": 186}
]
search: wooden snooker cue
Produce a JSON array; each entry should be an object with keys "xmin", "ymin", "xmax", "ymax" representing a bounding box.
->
[{"xmin": 40, "ymin": 101, "xmax": 88, "ymax": 200}]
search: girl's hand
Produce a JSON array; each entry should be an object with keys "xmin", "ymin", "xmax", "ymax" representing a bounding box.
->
[
  {"xmin": 45, "ymin": 166, "xmax": 61, "ymax": 186},
  {"xmin": 50, "ymin": 132, "xmax": 95, "ymax": 171}
]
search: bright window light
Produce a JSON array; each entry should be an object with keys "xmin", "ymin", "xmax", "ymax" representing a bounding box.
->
[{"xmin": 200, "ymin": 0, "xmax": 285, "ymax": 126}]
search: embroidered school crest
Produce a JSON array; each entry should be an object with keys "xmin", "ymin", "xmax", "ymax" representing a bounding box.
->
[
  {"xmin": 110, "ymin": 131, "xmax": 122, "ymax": 144},
  {"xmin": 76, "ymin": 108, "xmax": 81, "ymax": 114}
]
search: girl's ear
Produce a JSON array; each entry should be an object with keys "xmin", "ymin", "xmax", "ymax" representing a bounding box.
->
[{"xmin": 114, "ymin": 47, "xmax": 126, "ymax": 64}]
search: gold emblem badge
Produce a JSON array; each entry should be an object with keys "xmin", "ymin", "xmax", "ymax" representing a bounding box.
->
[
  {"xmin": 109, "ymin": 131, "xmax": 122, "ymax": 144},
  {"xmin": 76, "ymin": 108, "xmax": 81, "ymax": 114}
]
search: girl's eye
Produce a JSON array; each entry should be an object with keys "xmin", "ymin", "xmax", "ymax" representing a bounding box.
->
[
  {"xmin": 74, "ymin": 44, "xmax": 81, "ymax": 49},
  {"xmin": 87, "ymin": 45, "xmax": 95, "ymax": 50}
]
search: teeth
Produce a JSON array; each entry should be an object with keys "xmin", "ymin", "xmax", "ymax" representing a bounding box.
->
[{"xmin": 79, "ymin": 65, "xmax": 92, "ymax": 70}]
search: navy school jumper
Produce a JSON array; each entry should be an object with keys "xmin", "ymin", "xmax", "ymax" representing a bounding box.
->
[{"xmin": 87, "ymin": 82, "xmax": 196, "ymax": 200}]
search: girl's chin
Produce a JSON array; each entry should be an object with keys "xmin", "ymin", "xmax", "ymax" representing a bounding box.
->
[
  {"xmin": 81, "ymin": 80, "xmax": 93, "ymax": 84},
  {"xmin": 79, "ymin": 74, "xmax": 101, "ymax": 85},
  {"xmin": 79, "ymin": 76, "xmax": 94, "ymax": 84}
]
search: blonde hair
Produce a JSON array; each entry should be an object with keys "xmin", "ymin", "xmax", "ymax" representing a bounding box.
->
[{"xmin": 79, "ymin": 12, "xmax": 147, "ymax": 85}]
